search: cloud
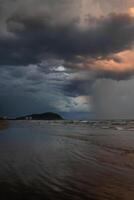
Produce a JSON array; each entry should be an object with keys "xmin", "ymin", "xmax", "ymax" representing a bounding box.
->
[
  {"xmin": 0, "ymin": 4, "xmax": 133, "ymax": 69},
  {"xmin": 63, "ymin": 70, "xmax": 96, "ymax": 97},
  {"xmin": 0, "ymin": 64, "xmax": 89, "ymax": 117},
  {"xmin": 96, "ymin": 0, "xmax": 133, "ymax": 14},
  {"xmin": 0, "ymin": 1, "xmax": 134, "ymax": 81},
  {"xmin": 1, "ymin": 0, "xmax": 134, "ymax": 118},
  {"xmin": 74, "ymin": 50, "xmax": 134, "ymax": 80},
  {"xmin": 54, "ymin": 95, "xmax": 91, "ymax": 113},
  {"xmin": 92, "ymin": 50, "xmax": 134, "ymax": 72},
  {"xmin": 0, "ymin": 1, "xmax": 134, "ymax": 73}
]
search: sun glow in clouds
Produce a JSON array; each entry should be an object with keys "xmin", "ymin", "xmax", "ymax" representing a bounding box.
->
[
  {"xmin": 93, "ymin": 50, "xmax": 134, "ymax": 73},
  {"xmin": 82, "ymin": 50, "xmax": 134, "ymax": 73},
  {"xmin": 129, "ymin": 7, "xmax": 134, "ymax": 17},
  {"xmin": 66, "ymin": 50, "xmax": 134, "ymax": 74}
]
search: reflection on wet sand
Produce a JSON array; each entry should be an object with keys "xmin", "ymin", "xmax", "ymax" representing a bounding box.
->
[
  {"xmin": 0, "ymin": 121, "xmax": 134, "ymax": 200},
  {"xmin": 0, "ymin": 120, "xmax": 8, "ymax": 130}
]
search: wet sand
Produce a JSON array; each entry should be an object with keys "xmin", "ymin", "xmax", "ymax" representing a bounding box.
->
[
  {"xmin": 0, "ymin": 120, "xmax": 8, "ymax": 130},
  {"xmin": 0, "ymin": 121, "xmax": 134, "ymax": 200}
]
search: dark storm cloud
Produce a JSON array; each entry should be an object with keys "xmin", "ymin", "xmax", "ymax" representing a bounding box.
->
[
  {"xmin": 0, "ymin": 11, "xmax": 134, "ymax": 67},
  {"xmin": 0, "ymin": 64, "xmax": 70, "ymax": 117},
  {"xmin": 63, "ymin": 74, "xmax": 95, "ymax": 97}
]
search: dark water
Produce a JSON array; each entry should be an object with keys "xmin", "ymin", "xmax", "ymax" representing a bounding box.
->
[{"xmin": 0, "ymin": 121, "xmax": 134, "ymax": 200}]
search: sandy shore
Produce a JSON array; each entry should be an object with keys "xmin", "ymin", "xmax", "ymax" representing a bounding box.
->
[
  {"xmin": 1, "ymin": 121, "xmax": 134, "ymax": 199},
  {"xmin": 0, "ymin": 120, "xmax": 8, "ymax": 130}
]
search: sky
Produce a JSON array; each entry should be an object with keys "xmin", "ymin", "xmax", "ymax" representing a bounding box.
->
[{"xmin": 0, "ymin": 0, "xmax": 134, "ymax": 119}]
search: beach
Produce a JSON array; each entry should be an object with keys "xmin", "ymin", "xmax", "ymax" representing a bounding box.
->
[
  {"xmin": 0, "ymin": 121, "xmax": 134, "ymax": 200},
  {"xmin": 0, "ymin": 120, "xmax": 8, "ymax": 130}
]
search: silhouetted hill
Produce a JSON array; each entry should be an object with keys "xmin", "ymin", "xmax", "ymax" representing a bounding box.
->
[{"xmin": 16, "ymin": 112, "xmax": 63, "ymax": 120}]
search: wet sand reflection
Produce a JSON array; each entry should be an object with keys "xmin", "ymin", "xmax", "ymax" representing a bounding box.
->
[{"xmin": 0, "ymin": 121, "xmax": 134, "ymax": 200}]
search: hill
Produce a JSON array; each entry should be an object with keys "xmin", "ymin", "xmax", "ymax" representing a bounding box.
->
[{"xmin": 16, "ymin": 112, "xmax": 63, "ymax": 120}]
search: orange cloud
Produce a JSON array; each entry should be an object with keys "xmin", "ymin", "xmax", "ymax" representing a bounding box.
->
[
  {"xmin": 65, "ymin": 49, "xmax": 134, "ymax": 75},
  {"xmin": 65, "ymin": 50, "xmax": 134, "ymax": 73},
  {"xmin": 129, "ymin": 7, "xmax": 134, "ymax": 17},
  {"xmin": 92, "ymin": 50, "xmax": 134, "ymax": 72},
  {"xmin": 71, "ymin": 50, "xmax": 134, "ymax": 73}
]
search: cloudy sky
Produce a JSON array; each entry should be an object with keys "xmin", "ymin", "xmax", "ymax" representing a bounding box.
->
[{"xmin": 0, "ymin": 0, "xmax": 134, "ymax": 119}]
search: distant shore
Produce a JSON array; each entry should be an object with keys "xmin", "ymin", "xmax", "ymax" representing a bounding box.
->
[{"xmin": 0, "ymin": 120, "xmax": 9, "ymax": 130}]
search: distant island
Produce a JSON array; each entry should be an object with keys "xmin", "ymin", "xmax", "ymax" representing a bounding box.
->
[{"xmin": 15, "ymin": 112, "xmax": 63, "ymax": 120}]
